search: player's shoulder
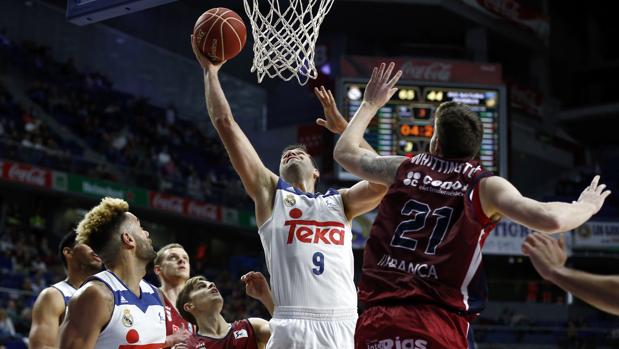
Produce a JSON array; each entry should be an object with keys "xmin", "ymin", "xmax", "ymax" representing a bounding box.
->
[
  {"xmin": 73, "ymin": 279, "xmax": 113, "ymax": 305},
  {"xmin": 33, "ymin": 286, "xmax": 65, "ymax": 312}
]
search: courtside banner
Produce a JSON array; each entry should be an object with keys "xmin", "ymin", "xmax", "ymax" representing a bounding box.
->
[
  {"xmin": 68, "ymin": 174, "xmax": 148, "ymax": 207},
  {"xmin": 1, "ymin": 161, "xmax": 52, "ymax": 188},
  {"xmin": 483, "ymin": 219, "xmax": 573, "ymax": 256},
  {"xmin": 572, "ymin": 221, "xmax": 619, "ymax": 251},
  {"xmin": 341, "ymin": 56, "xmax": 502, "ymax": 85}
]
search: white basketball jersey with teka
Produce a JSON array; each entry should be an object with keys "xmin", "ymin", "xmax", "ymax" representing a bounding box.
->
[
  {"xmin": 87, "ymin": 270, "xmax": 166, "ymax": 349},
  {"xmin": 258, "ymin": 178, "xmax": 357, "ymax": 312}
]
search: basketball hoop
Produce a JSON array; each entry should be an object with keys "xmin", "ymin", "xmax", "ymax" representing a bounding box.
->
[{"xmin": 243, "ymin": 0, "xmax": 334, "ymax": 85}]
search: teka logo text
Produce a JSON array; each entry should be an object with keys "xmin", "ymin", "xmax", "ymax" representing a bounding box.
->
[
  {"xmin": 367, "ymin": 337, "xmax": 428, "ymax": 349},
  {"xmin": 285, "ymin": 220, "xmax": 345, "ymax": 245}
]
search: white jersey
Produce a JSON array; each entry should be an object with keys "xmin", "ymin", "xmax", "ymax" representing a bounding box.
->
[
  {"xmin": 86, "ymin": 270, "xmax": 166, "ymax": 349},
  {"xmin": 51, "ymin": 280, "xmax": 76, "ymax": 306},
  {"xmin": 258, "ymin": 179, "xmax": 357, "ymax": 315}
]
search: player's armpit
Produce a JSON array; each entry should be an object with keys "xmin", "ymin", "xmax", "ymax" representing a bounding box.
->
[
  {"xmin": 29, "ymin": 287, "xmax": 66, "ymax": 349},
  {"xmin": 248, "ymin": 318, "xmax": 271, "ymax": 349},
  {"xmin": 340, "ymin": 180, "xmax": 388, "ymax": 220},
  {"xmin": 59, "ymin": 282, "xmax": 113, "ymax": 349}
]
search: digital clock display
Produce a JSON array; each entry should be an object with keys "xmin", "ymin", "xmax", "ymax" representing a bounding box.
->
[{"xmin": 338, "ymin": 80, "xmax": 506, "ymax": 180}]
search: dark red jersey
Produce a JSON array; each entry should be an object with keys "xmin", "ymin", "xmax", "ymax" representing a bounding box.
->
[
  {"xmin": 185, "ymin": 320, "xmax": 258, "ymax": 349},
  {"xmin": 163, "ymin": 293, "xmax": 195, "ymax": 338},
  {"xmin": 358, "ymin": 153, "xmax": 497, "ymax": 314}
]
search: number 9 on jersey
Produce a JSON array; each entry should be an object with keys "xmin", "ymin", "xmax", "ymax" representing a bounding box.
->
[{"xmin": 312, "ymin": 252, "xmax": 325, "ymax": 275}]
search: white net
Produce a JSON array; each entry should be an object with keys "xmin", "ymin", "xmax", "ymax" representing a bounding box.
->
[{"xmin": 243, "ymin": 0, "xmax": 335, "ymax": 85}]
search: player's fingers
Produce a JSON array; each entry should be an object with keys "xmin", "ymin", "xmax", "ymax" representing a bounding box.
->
[
  {"xmin": 316, "ymin": 118, "xmax": 327, "ymax": 127},
  {"xmin": 383, "ymin": 62, "xmax": 395, "ymax": 82},
  {"xmin": 558, "ymin": 234, "xmax": 566, "ymax": 251},
  {"xmin": 521, "ymin": 241, "xmax": 535, "ymax": 256},
  {"xmin": 378, "ymin": 63, "xmax": 386, "ymax": 81},
  {"xmin": 387, "ymin": 70, "xmax": 402, "ymax": 88},
  {"xmin": 590, "ymin": 175, "xmax": 600, "ymax": 190},
  {"xmin": 327, "ymin": 89, "xmax": 336, "ymax": 104},
  {"xmin": 370, "ymin": 67, "xmax": 378, "ymax": 82},
  {"xmin": 602, "ymin": 190, "xmax": 612, "ymax": 199},
  {"xmin": 595, "ymin": 184, "xmax": 607, "ymax": 194}
]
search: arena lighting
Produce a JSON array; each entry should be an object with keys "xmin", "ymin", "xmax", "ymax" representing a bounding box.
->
[
  {"xmin": 347, "ymin": 86, "xmax": 362, "ymax": 101},
  {"xmin": 66, "ymin": 0, "xmax": 177, "ymax": 25}
]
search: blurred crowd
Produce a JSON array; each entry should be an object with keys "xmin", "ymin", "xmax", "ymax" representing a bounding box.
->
[{"xmin": 0, "ymin": 30, "xmax": 250, "ymax": 208}]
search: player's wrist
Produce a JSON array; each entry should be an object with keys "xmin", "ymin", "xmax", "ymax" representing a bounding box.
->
[{"xmin": 547, "ymin": 265, "xmax": 569, "ymax": 283}]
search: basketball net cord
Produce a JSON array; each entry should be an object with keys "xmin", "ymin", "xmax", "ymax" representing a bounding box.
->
[{"xmin": 243, "ymin": 0, "xmax": 334, "ymax": 85}]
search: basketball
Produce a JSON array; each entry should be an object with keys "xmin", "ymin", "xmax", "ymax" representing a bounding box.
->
[{"xmin": 193, "ymin": 8, "xmax": 247, "ymax": 62}]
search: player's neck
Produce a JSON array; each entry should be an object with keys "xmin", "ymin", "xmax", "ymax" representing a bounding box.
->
[
  {"xmin": 108, "ymin": 258, "xmax": 147, "ymax": 296},
  {"xmin": 66, "ymin": 267, "xmax": 95, "ymax": 289},
  {"xmin": 160, "ymin": 281, "xmax": 185, "ymax": 307},
  {"xmin": 196, "ymin": 313, "xmax": 229, "ymax": 338}
]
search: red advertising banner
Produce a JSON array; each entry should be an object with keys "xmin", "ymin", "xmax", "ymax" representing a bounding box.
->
[
  {"xmin": 1, "ymin": 161, "xmax": 52, "ymax": 188},
  {"xmin": 341, "ymin": 56, "xmax": 502, "ymax": 85},
  {"xmin": 149, "ymin": 192, "xmax": 222, "ymax": 221}
]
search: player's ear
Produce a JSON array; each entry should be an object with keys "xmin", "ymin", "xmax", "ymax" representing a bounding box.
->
[
  {"xmin": 63, "ymin": 246, "xmax": 73, "ymax": 260},
  {"xmin": 183, "ymin": 302, "xmax": 193, "ymax": 313},
  {"xmin": 154, "ymin": 264, "xmax": 161, "ymax": 275},
  {"xmin": 120, "ymin": 231, "xmax": 135, "ymax": 248}
]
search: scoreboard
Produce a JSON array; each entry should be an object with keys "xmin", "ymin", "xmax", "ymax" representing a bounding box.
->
[{"xmin": 337, "ymin": 79, "xmax": 507, "ymax": 180}]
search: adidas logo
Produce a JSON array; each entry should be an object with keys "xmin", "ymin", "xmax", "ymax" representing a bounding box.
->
[{"xmin": 120, "ymin": 295, "xmax": 128, "ymax": 304}]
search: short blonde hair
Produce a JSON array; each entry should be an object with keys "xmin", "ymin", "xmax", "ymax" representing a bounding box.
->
[{"xmin": 76, "ymin": 197, "xmax": 129, "ymax": 263}]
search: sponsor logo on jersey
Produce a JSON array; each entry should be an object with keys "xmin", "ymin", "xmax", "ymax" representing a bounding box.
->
[
  {"xmin": 284, "ymin": 194, "xmax": 296, "ymax": 207},
  {"xmin": 403, "ymin": 171, "xmax": 469, "ymax": 197},
  {"xmin": 366, "ymin": 337, "xmax": 428, "ymax": 349},
  {"xmin": 158, "ymin": 312, "xmax": 165, "ymax": 323},
  {"xmin": 122, "ymin": 309, "xmax": 134, "ymax": 327},
  {"xmin": 285, "ymin": 220, "xmax": 345, "ymax": 245},
  {"xmin": 120, "ymin": 295, "xmax": 128, "ymax": 304},
  {"xmin": 377, "ymin": 254, "xmax": 438, "ymax": 280},
  {"xmin": 234, "ymin": 329, "xmax": 249, "ymax": 339}
]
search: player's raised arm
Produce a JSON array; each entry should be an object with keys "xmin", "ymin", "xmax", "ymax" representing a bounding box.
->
[
  {"xmin": 28, "ymin": 288, "xmax": 66, "ymax": 349},
  {"xmin": 190, "ymin": 35, "xmax": 277, "ymax": 211},
  {"xmin": 241, "ymin": 271, "xmax": 274, "ymax": 316},
  {"xmin": 480, "ymin": 175, "xmax": 611, "ymax": 234},
  {"xmin": 59, "ymin": 282, "xmax": 113, "ymax": 349},
  {"xmin": 334, "ymin": 62, "xmax": 406, "ymax": 186}
]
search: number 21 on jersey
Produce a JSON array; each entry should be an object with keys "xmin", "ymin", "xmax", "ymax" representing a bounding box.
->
[{"xmin": 391, "ymin": 199, "xmax": 454, "ymax": 255}]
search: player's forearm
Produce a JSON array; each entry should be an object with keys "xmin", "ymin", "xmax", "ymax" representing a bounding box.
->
[
  {"xmin": 204, "ymin": 71, "xmax": 234, "ymax": 127},
  {"xmin": 540, "ymin": 201, "xmax": 596, "ymax": 233},
  {"xmin": 259, "ymin": 292, "xmax": 275, "ymax": 316},
  {"xmin": 549, "ymin": 267, "xmax": 619, "ymax": 316},
  {"xmin": 334, "ymin": 102, "xmax": 379, "ymax": 167}
]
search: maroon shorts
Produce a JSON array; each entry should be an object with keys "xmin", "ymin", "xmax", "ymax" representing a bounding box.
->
[{"xmin": 355, "ymin": 304, "xmax": 471, "ymax": 349}]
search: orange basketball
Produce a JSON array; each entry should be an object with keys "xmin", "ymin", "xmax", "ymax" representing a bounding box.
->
[{"xmin": 193, "ymin": 8, "xmax": 247, "ymax": 62}]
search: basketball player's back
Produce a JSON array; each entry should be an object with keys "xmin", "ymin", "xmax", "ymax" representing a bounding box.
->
[{"xmin": 356, "ymin": 153, "xmax": 496, "ymax": 348}]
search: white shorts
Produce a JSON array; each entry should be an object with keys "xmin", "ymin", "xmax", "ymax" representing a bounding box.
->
[{"xmin": 266, "ymin": 307, "xmax": 357, "ymax": 349}]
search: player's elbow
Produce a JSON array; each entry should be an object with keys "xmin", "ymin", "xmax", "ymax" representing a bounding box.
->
[
  {"xmin": 333, "ymin": 142, "xmax": 353, "ymax": 167},
  {"xmin": 212, "ymin": 113, "xmax": 234, "ymax": 130}
]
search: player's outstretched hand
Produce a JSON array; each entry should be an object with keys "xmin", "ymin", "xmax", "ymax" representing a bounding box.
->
[
  {"xmin": 314, "ymin": 86, "xmax": 348, "ymax": 134},
  {"xmin": 363, "ymin": 62, "xmax": 402, "ymax": 108},
  {"xmin": 576, "ymin": 175, "xmax": 611, "ymax": 215},
  {"xmin": 190, "ymin": 34, "xmax": 226, "ymax": 73},
  {"xmin": 241, "ymin": 271, "xmax": 271, "ymax": 302},
  {"xmin": 522, "ymin": 232, "xmax": 567, "ymax": 281}
]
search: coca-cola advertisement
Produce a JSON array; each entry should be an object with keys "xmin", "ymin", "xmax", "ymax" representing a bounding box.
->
[
  {"xmin": 341, "ymin": 56, "xmax": 502, "ymax": 85},
  {"xmin": 186, "ymin": 200, "xmax": 221, "ymax": 221},
  {"xmin": 149, "ymin": 192, "xmax": 186, "ymax": 214},
  {"xmin": 1, "ymin": 161, "xmax": 52, "ymax": 188}
]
